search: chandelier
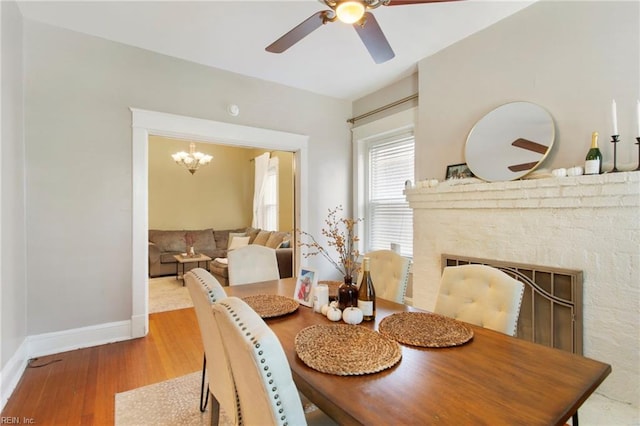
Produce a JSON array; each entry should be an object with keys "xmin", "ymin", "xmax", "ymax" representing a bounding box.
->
[{"xmin": 171, "ymin": 142, "xmax": 213, "ymax": 175}]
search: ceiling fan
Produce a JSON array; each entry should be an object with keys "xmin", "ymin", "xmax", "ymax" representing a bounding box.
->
[{"xmin": 265, "ymin": 0, "xmax": 461, "ymax": 64}]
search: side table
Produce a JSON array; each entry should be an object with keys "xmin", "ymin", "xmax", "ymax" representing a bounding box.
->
[{"xmin": 173, "ymin": 254, "xmax": 212, "ymax": 285}]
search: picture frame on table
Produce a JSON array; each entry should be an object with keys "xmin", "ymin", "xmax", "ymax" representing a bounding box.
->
[
  {"xmin": 446, "ymin": 163, "xmax": 475, "ymax": 180},
  {"xmin": 293, "ymin": 267, "xmax": 317, "ymax": 307}
]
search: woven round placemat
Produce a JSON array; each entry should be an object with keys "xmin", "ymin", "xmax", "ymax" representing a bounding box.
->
[
  {"xmin": 295, "ymin": 324, "xmax": 401, "ymax": 376},
  {"xmin": 379, "ymin": 312, "xmax": 474, "ymax": 348},
  {"xmin": 241, "ymin": 294, "xmax": 299, "ymax": 318}
]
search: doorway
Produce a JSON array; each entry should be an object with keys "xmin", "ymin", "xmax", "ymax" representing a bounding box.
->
[{"xmin": 131, "ymin": 108, "xmax": 309, "ymax": 337}]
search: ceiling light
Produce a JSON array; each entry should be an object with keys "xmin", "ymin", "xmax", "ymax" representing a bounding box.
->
[
  {"xmin": 171, "ymin": 142, "xmax": 213, "ymax": 175},
  {"xmin": 336, "ymin": 1, "xmax": 365, "ymax": 24}
]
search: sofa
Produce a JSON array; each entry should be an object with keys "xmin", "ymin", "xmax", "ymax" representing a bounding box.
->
[{"xmin": 148, "ymin": 227, "xmax": 292, "ymax": 282}]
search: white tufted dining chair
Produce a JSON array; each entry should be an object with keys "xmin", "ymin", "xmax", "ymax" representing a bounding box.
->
[
  {"xmin": 228, "ymin": 245, "xmax": 281, "ymax": 286},
  {"xmin": 434, "ymin": 264, "xmax": 525, "ymax": 336},
  {"xmin": 357, "ymin": 250, "xmax": 411, "ymax": 304},
  {"xmin": 184, "ymin": 268, "xmax": 240, "ymax": 425},
  {"xmin": 212, "ymin": 297, "xmax": 336, "ymax": 426}
]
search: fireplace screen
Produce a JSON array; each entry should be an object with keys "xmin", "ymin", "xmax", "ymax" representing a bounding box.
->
[{"xmin": 442, "ymin": 254, "xmax": 583, "ymax": 354}]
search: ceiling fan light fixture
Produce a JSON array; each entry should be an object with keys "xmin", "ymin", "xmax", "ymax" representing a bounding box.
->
[{"xmin": 336, "ymin": 1, "xmax": 365, "ymax": 24}]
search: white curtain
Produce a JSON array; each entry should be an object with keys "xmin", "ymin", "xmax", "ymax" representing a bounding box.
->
[{"xmin": 252, "ymin": 152, "xmax": 270, "ymax": 228}]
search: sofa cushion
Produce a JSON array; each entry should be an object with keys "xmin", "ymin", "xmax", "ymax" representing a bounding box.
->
[
  {"xmin": 252, "ymin": 230, "xmax": 272, "ymax": 246},
  {"xmin": 149, "ymin": 230, "xmax": 189, "ymax": 253},
  {"xmin": 278, "ymin": 240, "xmax": 291, "ymax": 249},
  {"xmin": 227, "ymin": 232, "xmax": 247, "ymax": 250},
  {"xmin": 229, "ymin": 236, "xmax": 250, "ymax": 251},
  {"xmin": 265, "ymin": 231, "xmax": 289, "ymax": 249},
  {"xmin": 245, "ymin": 227, "xmax": 261, "ymax": 244},
  {"xmin": 210, "ymin": 259, "xmax": 230, "ymax": 278},
  {"xmin": 190, "ymin": 229, "xmax": 216, "ymax": 253},
  {"xmin": 214, "ymin": 228, "xmax": 246, "ymax": 250}
]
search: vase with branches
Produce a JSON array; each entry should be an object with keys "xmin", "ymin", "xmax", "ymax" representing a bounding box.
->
[
  {"xmin": 184, "ymin": 232, "xmax": 196, "ymax": 256},
  {"xmin": 298, "ymin": 205, "xmax": 362, "ymax": 309}
]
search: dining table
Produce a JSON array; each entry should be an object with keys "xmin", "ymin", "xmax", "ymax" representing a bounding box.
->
[{"xmin": 224, "ymin": 277, "xmax": 611, "ymax": 426}]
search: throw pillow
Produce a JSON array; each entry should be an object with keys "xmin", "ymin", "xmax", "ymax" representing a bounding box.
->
[
  {"xmin": 245, "ymin": 227, "xmax": 261, "ymax": 244},
  {"xmin": 265, "ymin": 231, "xmax": 289, "ymax": 249},
  {"xmin": 252, "ymin": 230, "xmax": 272, "ymax": 246},
  {"xmin": 228, "ymin": 236, "xmax": 250, "ymax": 251},
  {"xmin": 227, "ymin": 232, "xmax": 247, "ymax": 250},
  {"xmin": 277, "ymin": 239, "xmax": 291, "ymax": 249}
]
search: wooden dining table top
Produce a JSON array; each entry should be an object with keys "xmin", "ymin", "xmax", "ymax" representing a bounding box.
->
[{"xmin": 224, "ymin": 278, "xmax": 611, "ymax": 426}]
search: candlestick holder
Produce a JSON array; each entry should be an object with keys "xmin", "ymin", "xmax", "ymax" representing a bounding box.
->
[
  {"xmin": 636, "ymin": 137, "xmax": 640, "ymax": 171},
  {"xmin": 610, "ymin": 135, "xmax": 620, "ymax": 172}
]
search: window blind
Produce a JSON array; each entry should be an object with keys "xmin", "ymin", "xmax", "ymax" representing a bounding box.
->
[{"xmin": 368, "ymin": 135, "xmax": 414, "ymax": 257}]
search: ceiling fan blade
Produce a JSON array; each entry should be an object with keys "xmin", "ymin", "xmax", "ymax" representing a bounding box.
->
[
  {"xmin": 353, "ymin": 12, "xmax": 395, "ymax": 64},
  {"xmin": 511, "ymin": 138, "xmax": 548, "ymax": 155},
  {"xmin": 266, "ymin": 11, "xmax": 326, "ymax": 53},
  {"xmin": 386, "ymin": 0, "xmax": 463, "ymax": 5},
  {"xmin": 508, "ymin": 161, "xmax": 539, "ymax": 172}
]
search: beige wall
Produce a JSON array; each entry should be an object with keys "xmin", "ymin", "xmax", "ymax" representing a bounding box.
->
[
  {"xmin": 149, "ymin": 136, "xmax": 253, "ymax": 230},
  {"xmin": 148, "ymin": 137, "xmax": 295, "ymax": 232},
  {"xmin": 23, "ymin": 18, "xmax": 352, "ymax": 336},
  {"xmin": 276, "ymin": 151, "xmax": 295, "ymax": 233},
  {"xmin": 416, "ymin": 0, "xmax": 639, "ymax": 181},
  {"xmin": 1, "ymin": 0, "xmax": 28, "ymax": 391},
  {"xmin": 352, "ymin": 73, "xmax": 418, "ymax": 127}
]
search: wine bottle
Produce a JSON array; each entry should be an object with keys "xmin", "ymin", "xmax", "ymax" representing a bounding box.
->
[
  {"xmin": 357, "ymin": 257, "xmax": 376, "ymax": 321},
  {"xmin": 584, "ymin": 131, "xmax": 603, "ymax": 175}
]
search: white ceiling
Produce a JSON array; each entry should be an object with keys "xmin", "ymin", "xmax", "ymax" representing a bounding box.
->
[{"xmin": 17, "ymin": 0, "xmax": 535, "ymax": 101}]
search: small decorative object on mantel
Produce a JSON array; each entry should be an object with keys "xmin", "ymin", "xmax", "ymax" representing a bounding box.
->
[
  {"xmin": 610, "ymin": 134, "xmax": 620, "ymax": 172},
  {"xmin": 584, "ymin": 131, "xmax": 603, "ymax": 175},
  {"xmin": 298, "ymin": 205, "xmax": 362, "ymax": 311},
  {"xmin": 610, "ymin": 99, "xmax": 620, "ymax": 173},
  {"xmin": 445, "ymin": 163, "xmax": 474, "ymax": 180},
  {"xmin": 636, "ymin": 99, "xmax": 640, "ymax": 170}
]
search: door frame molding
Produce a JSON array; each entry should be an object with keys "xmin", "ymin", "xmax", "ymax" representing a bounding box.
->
[{"xmin": 131, "ymin": 108, "xmax": 309, "ymax": 336}]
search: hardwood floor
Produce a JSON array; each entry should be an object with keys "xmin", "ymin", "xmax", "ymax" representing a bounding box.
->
[{"xmin": 1, "ymin": 308, "xmax": 203, "ymax": 425}]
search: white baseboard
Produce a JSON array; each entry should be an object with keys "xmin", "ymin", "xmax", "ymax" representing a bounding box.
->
[
  {"xmin": 130, "ymin": 313, "xmax": 148, "ymax": 338},
  {"xmin": 27, "ymin": 319, "xmax": 133, "ymax": 358},
  {"xmin": 1, "ymin": 339, "xmax": 29, "ymax": 411},
  {"xmin": 1, "ymin": 319, "xmax": 135, "ymax": 411}
]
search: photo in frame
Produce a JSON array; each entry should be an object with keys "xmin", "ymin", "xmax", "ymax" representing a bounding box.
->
[
  {"xmin": 446, "ymin": 163, "xmax": 475, "ymax": 180},
  {"xmin": 294, "ymin": 267, "xmax": 318, "ymax": 307}
]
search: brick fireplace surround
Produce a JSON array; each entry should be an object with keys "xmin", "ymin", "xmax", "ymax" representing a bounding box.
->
[{"xmin": 406, "ymin": 171, "xmax": 639, "ymax": 407}]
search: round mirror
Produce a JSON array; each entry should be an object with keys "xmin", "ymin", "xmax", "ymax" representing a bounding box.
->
[{"xmin": 465, "ymin": 102, "xmax": 555, "ymax": 182}]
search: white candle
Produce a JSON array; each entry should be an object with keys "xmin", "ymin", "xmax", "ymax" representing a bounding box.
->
[
  {"xmin": 636, "ymin": 100, "xmax": 640, "ymax": 136},
  {"xmin": 612, "ymin": 99, "xmax": 618, "ymax": 135}
]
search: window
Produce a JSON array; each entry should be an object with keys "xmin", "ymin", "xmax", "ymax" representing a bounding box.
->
[
  {"xmin": 353, "ymin": 107, "xmax": 416, "ymax": 258},
  {"xmin": 262, "ymin": 157, "xmax": 279, "ymax": 230},
  {"xmin": 366, "ymin": 134, "xmax": 414, "ymax": 257}
]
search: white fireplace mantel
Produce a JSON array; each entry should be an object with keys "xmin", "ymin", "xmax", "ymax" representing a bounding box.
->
[
  {"xmin": 407, "ymin": 171, "xmax": 639, "ymax": 406},
  {"xmin": 407, "ymin": 172, "xmax": 639, "ymax": 210}
]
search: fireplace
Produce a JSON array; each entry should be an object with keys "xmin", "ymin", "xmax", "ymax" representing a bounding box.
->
[{"xmin": 406, "ymin": 172, "xmax": 639, "ymax": 406}]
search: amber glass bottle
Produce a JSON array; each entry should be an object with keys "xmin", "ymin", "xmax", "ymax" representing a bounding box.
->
[{"xmin": 338, "ymin": 276, "xmax": 359, "ymax": 311}]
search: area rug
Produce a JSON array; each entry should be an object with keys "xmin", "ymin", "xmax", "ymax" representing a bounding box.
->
[
  {"xmin": 115, "ymin": 372, "xmax": 233, "ymax": 426},
  {"xmin": 149, "ymin": 276, "xmax": 194, "ymax": 313}
]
